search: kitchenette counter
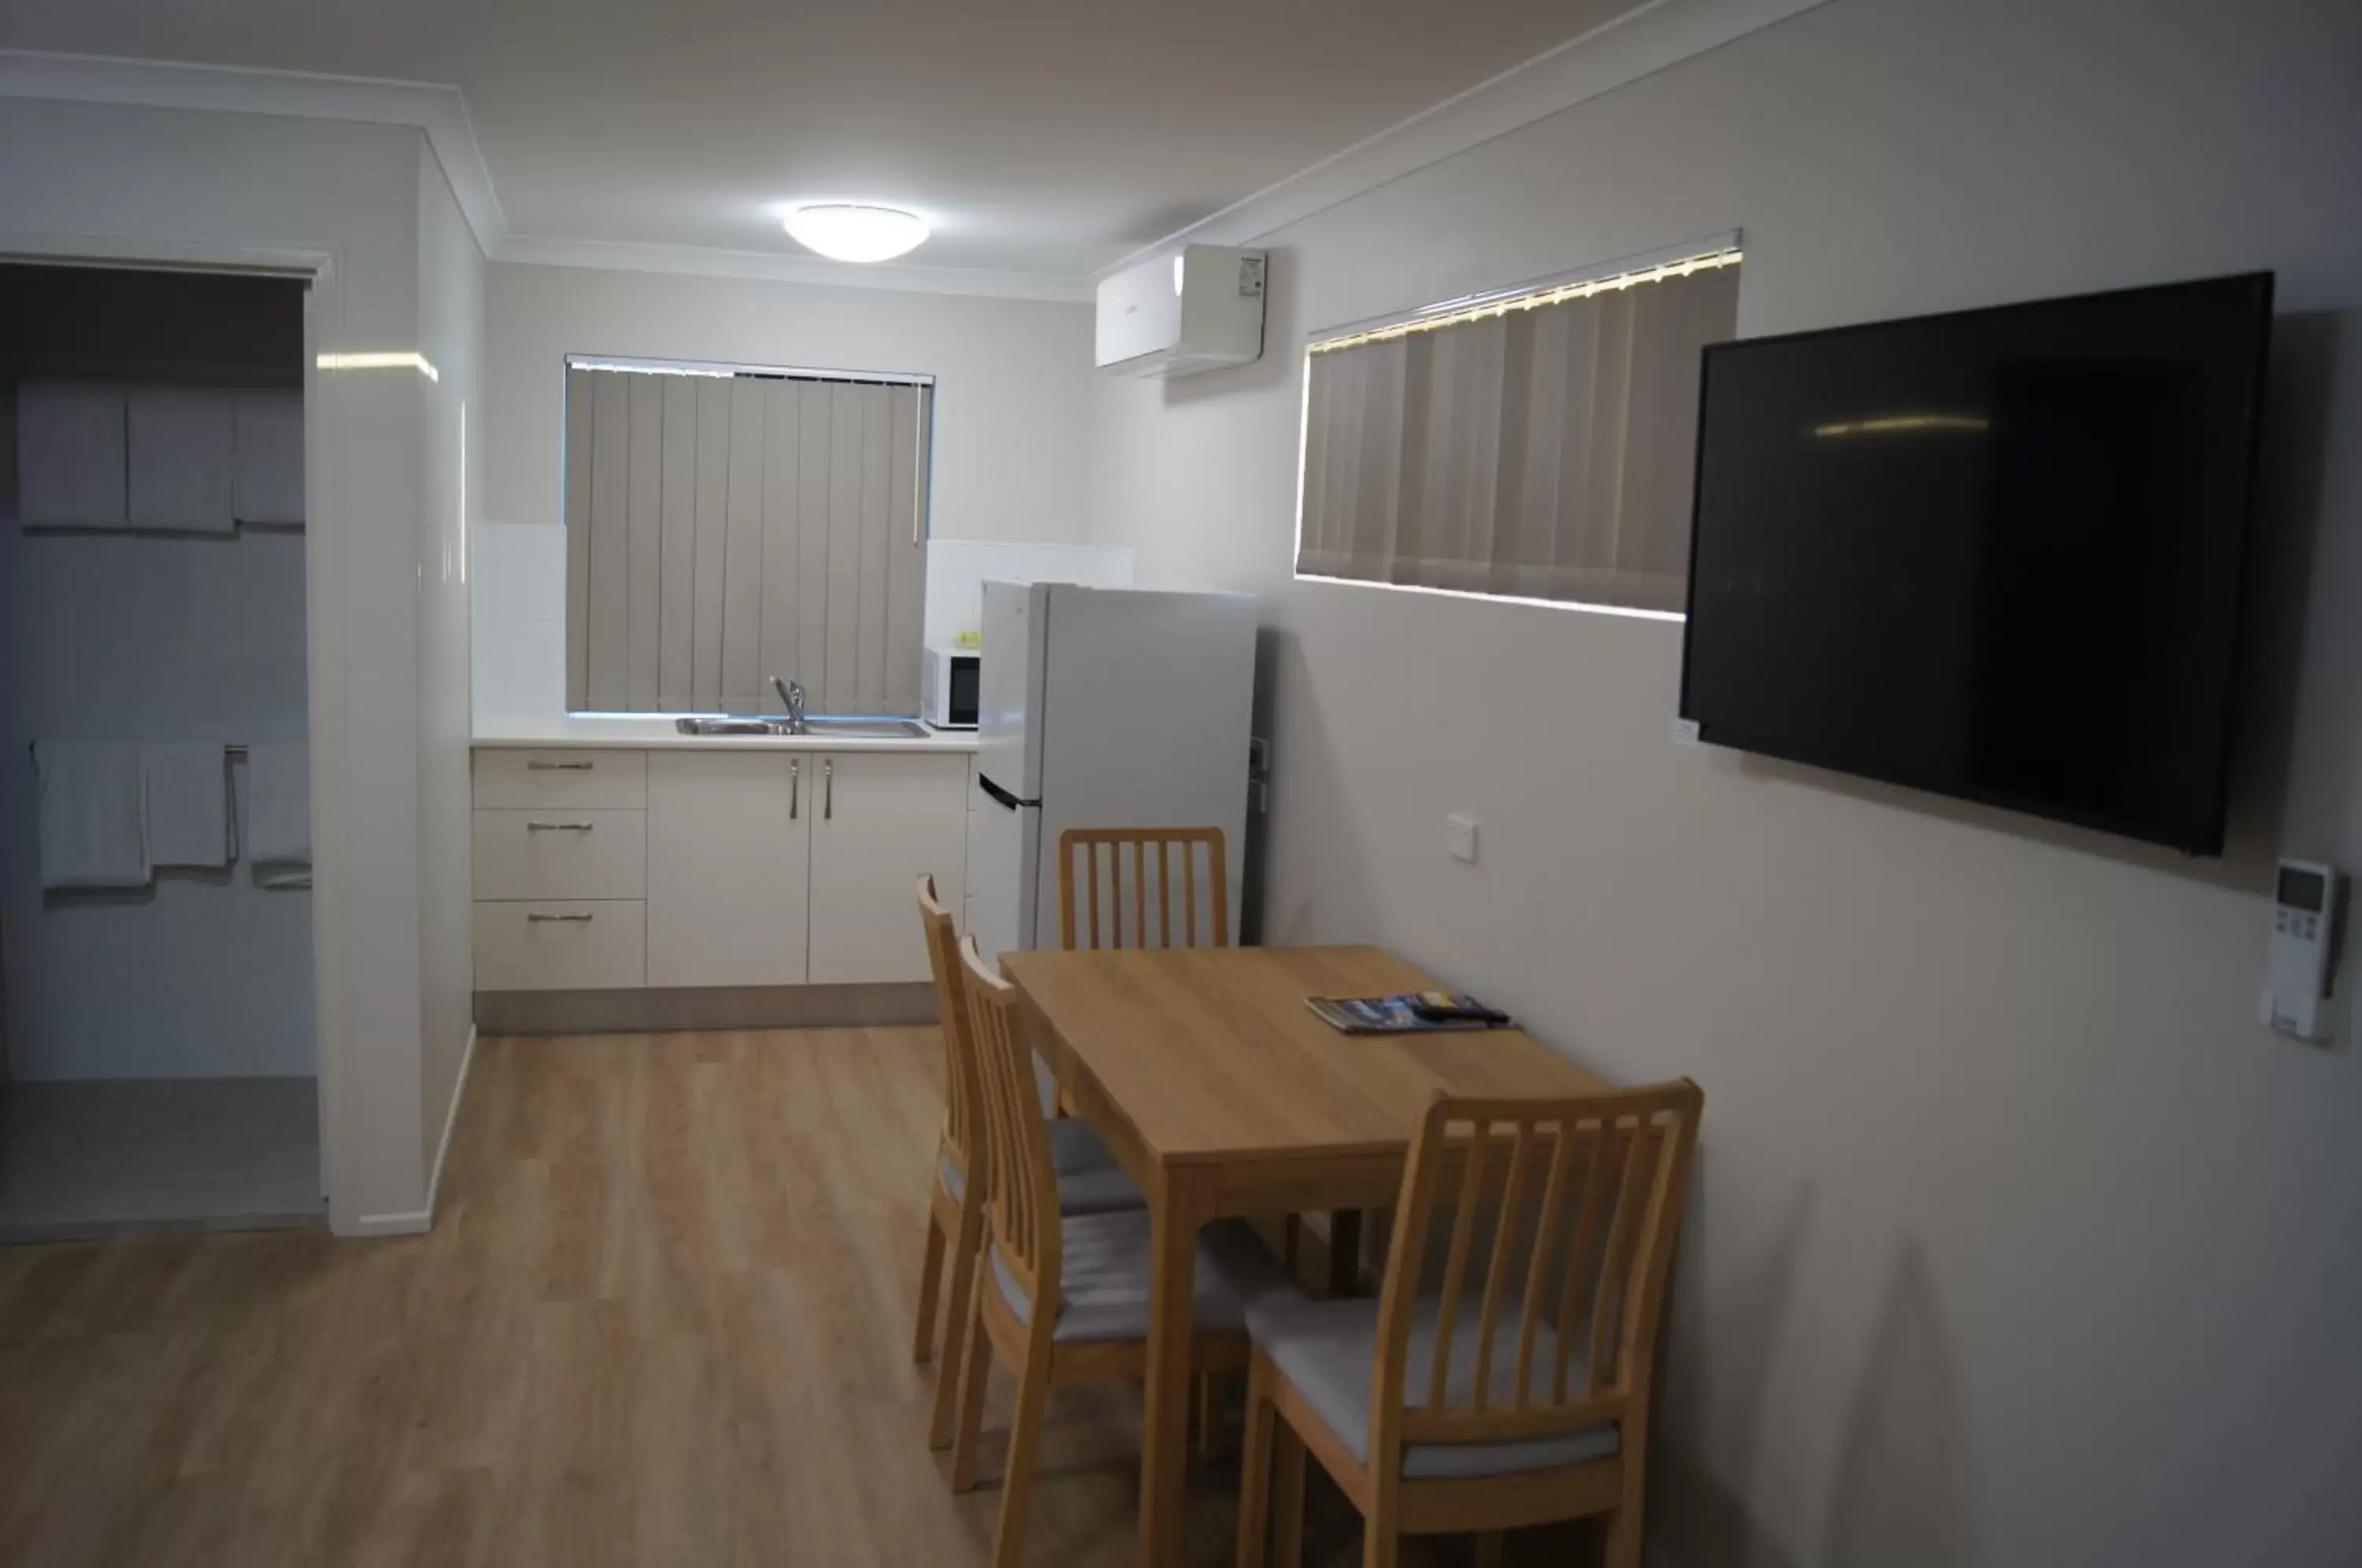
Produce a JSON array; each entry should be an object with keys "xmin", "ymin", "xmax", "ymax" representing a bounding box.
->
[{"xmin": 473, "ymin": 720, "xmax": 979, "ymax": 754}]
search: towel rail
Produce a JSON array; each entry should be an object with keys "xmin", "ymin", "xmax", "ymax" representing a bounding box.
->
[{"xmin": 27, "ymin": 742, "xmax": 253, "ymax": 760}]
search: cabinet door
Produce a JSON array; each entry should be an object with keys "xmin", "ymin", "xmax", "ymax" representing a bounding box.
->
[
  {"xmin": 646, "ymin": 752, "xmax": 811, "ymax": 988},
  {"xmin": 808, "ymin": 753, "xmax": 969, "ymax": 986}
]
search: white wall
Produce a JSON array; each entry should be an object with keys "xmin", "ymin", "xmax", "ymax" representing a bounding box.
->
[
  {"xmin": 1088, "ymin": 2, "xmax": 2362, "ymax": 1563},
  {"xmin": 472, "ymin": 263, "xmax": 1095, "ymax": 730},
  {"xmin": 0, "ymin": 95, "xmax": 465, "ymax": 1233},
  {"xmin": 414, "ymin": 144, "xmax": 483, "ymax": 1182},
  {"xmin": 0, "ymin": 270, "xmax": 313, "ymax": 1079}
]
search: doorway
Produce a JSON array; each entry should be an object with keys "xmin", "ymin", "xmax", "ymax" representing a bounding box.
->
[{"xmin": 0, "ymin": 262, "xmax": 320, "ymax": 1239}]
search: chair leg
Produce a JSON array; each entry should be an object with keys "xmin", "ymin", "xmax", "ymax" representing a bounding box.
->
[
  {"xmin": 1273, "ymin": 1425, "xmax": 1306, "ymax": 1568},
  {"xmin": 1600, "ymin": 1509, "xmax": 1642, "ymax": 1568},
  {"xmin": 1235, "ymin": 1358, "xmax": 1276, "ymax": 1568},
  {"xmin": 949, "ymin": 1293, "xmax": 994, "ymax": 1493},
  {"xmin": 928, "ymin": 1211, "xmax": 983, "ymax": 1450},
  {"xmin": 913, "ymin": 1209, "xmax": 946, "ymax": 1364},
  {"xmin": 1361, "ymin": 1512, "xmax": 1397, "ymax": 1568},
  {"xmin": 1473, "ymin": 1529, "xmax": 1505, "ymax": 1568},
  {"xmin": 1195, "ymin": 1373, "xmax": 1223, "ymax": 1463},
  {"xmin": 1600, "ymin": 1453, "xmax": 1646, "ymax": 1568},
  {"xmin": 991, "ymin": 1355, "xmax": 1053, "ymax": 1568}
]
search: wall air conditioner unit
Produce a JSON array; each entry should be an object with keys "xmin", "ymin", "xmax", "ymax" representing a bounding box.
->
[{"xmin": 1095, "ymin": 244, "xmax": 1268, "ymax": 378}]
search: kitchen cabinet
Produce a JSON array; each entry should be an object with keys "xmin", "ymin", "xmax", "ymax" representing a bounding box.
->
[
  {"xmin": 646, "ymin": 751, "xmax": 811, "ymax": 988},
  {"xmin": 472, "ymin": 742, "xmax": 971, "ymax": 1000},
  {"xmin": 807, "ymin": 753, "xmax": 969, "ymax": 985},
  {"xmin": 472, "ymin": 900, "xmax": 647, "ymax": 990},
  {"xmin": 472, "ymin": 808, "xmax": 647, "ymax": 901},
  {"xmin": 471, "ymin": 748, "xmax": 646, "ymax": 808}
]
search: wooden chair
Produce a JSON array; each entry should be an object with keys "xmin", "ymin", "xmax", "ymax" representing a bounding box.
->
[
  {"xmin": 910, "ymin": 876, "xmax": 1143, "ymax": 1463},
  {"xmin": 1053, "ymin": 823, "xmax": 1253, "ymax": 1441},
  {"xmin": 950, "ymin": 934, "xmax": 1290, "ymax": 1561},
  {"xmin": 1057, "ymin": 825, "xmax": 1229, "ymax": 950},
  {"xmin": 1235, "ymin": 1082, "xmax": 1705, "ymax": 1568}
]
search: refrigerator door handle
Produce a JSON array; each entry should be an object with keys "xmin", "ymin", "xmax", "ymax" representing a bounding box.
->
[{"xmin": 978, "ymin": 773, "xmax": 1031, "ymax": 812}]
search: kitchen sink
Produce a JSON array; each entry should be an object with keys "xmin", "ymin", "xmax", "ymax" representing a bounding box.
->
[
  {"xmin": 674, "ymin": 716, "xmax": 795, "ymax": 736},
  {"xmin": 673, "ymin": 716, "xmax": 931, "ymax": 739},
  {"xmin": 798, "ymin": 717, "xmax": 933, "ymax": 738}
]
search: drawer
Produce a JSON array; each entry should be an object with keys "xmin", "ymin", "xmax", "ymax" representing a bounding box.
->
[
  {"xmin": 472, "ymin": 749, "xmax": 646, "ymax": 808},
  {"xmin": 472, "ymin": 900, "xmax": 646, "ymax": 991},
  {"xmin": 472, "ymin": 808, "xmax": 646, "ymax": 900}
]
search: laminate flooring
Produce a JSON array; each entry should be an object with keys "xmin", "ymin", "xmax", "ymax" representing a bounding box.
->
[{"xmin": 0, "ymin": 1029, "xmax": 1551, "ymax": 1566}]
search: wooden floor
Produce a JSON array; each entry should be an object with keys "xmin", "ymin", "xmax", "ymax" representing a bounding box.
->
[{"xmin": 0, "ymin": 1030, "xmax": 1538, "ymax": 1567}]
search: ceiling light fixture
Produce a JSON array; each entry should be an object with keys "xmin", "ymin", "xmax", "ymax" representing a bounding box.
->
[{"xmin": 781, "ymin": 205, "xmax": 930, "ymax": 264}]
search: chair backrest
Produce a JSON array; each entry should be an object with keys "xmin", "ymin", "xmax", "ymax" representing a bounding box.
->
[
  {"xmin": 916, "ymin": 875, "xmax": 984, "ymax": 1184},
  {"xmin": 957, "ymin": 934, "xmax": 1062, "ymax": 1321},
  {"xmin": 1056, "ymin": 826, "xmax": 1229, "ymax": 951},
  {"xmin": 1369, "ymin": 1082, "xmax": 1704, "ymax": 1462}
]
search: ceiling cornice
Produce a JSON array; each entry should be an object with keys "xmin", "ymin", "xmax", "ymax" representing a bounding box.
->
[
  {"xmin": 1095, "ymin": 0, "xmax": 1830, "ymax": 279},
  {"xmin": 0, "ymin": 47, "xmax": 1089, "ymax": 301},
  {"xmin": 0, "ymin": 49, "xmax": 511, "ymax": 257},
  {"xmin": 4, "ymin": 1, "xmax": 1826, "ymax": 305},
  {"xmin": 494, "ymin": 234, "xmax": 1094, "ymax": 303}
]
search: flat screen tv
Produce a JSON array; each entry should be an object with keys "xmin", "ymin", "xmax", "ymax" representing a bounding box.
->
[{"xmin": 1679, "ymin": 272, "xmax": 2273, "ymax": 855}]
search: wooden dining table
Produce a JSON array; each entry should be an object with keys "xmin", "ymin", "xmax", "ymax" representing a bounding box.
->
[{"xmin": 998, "ymin": 942, "xmax": 1613, "ymax": 1568}]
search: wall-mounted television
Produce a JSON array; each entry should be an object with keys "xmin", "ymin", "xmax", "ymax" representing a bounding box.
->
[{"xmin": 1679, "ymin": 272, "xmax": 2273, "ymax": 855}]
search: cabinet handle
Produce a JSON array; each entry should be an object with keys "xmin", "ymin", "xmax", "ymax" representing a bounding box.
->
[
  {"xmin": 824, "ymin": 758, "xmax": 834, "ymax": 820},
  {"xmin": 789, "ymin": 758, "xmax": 800, "ymax": 819},
  {"xmin": 526, "ymin": 912, "xmax": 594, "ymax": 923},
  {"xmin": 526, "ymin": 760, "xmax": 594, "ymax": 771},
  {"xmin": 525, "ymin": 820, "xmax": 595, "ymax": 831}
]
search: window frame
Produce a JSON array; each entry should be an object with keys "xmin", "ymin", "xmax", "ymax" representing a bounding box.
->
[
  {"xmin": 560, "ymin": 352, "xmax": 938, "ymax": 718},
  {"xmin": 1291, "ymin": 231, "xmax": 1741, "ymax": 622}
]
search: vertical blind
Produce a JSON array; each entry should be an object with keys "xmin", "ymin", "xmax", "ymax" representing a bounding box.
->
[
  {"xmin": 564, "ymin": 364, "xmax": 932, "ymax": 716},
  {"xmin": 1297, "ymin": 249, "xmax": 1740, "ymax": 614}
]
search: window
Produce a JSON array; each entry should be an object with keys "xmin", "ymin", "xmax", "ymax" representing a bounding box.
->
[
  {"xmin": 562, "ymin": 357, "xmax": 933, "ymax": 716},
  {"xmin": 1295, "ymin": 243, "xmax": 1740, "ymax": 616}
]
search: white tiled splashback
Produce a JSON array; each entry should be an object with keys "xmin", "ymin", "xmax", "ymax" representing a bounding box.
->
[
  {"xmin": 470, "ymin": 522, "xmax": 568, "ymax": 730},
  {"xmin": 920, "ymin": 538, "xmax": 1134, "ymax": 646},
  {"xmin": 469, "ymin": 525, "xmax": 1132, "ymax": 728}
]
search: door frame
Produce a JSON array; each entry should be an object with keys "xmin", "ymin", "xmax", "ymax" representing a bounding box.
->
[{"xmin": 0, "ymin": 228, "xmax": 361, "ymax": 1233}]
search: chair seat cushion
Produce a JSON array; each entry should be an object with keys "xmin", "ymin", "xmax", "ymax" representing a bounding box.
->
[
  {"xmin": 1244, "ymin": 1291, "xmax": 1621, "ymax": 1481},
  {"xmin": 939, "ymin": 1119, "xmax": 1143, "ymax": 1215},
  {"xmin": 992, "ymin": 1212, "xmax": 1290, "ymax": 1343}
]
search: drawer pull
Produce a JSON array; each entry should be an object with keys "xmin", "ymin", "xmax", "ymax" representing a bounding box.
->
[
  {"xmin": 790, "ymin": 758, "xmax": 800, "ymax": 819},
  {"xmin": 525, "ymin": 820, "xmax": 596, "ymax": 831},
  {"xmin": 824, "ymin": 757, "xmax": 834, "ymax": 820},
  {"xmin": 526, "ymin": 912, "xmax": 595, "ymax": 923},
  {"xmin": 526, "ymin": 760, "xmax": 594, "ymax": 771}
]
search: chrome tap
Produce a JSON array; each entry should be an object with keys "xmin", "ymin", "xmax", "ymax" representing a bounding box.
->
[{"xmin": 772, "ymin": 675, "xmax": 807, "ymax": 734}]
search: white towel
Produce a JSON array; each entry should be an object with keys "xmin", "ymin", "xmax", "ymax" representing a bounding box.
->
[
  {"xmin": 245, "ymin": 741, "xmax": 311, "ymax": 889},
  {"xmin": 128, "ymin": 386, "xmax": 236, "ymax": 534},
  {"xmin": 16, "ymin": 380, "xmax": 128, "ymax": 528},
  {"xmin": 34, "ymin": 741, "xmax": 150, "ymax": 889},
  {"xmin": 142, "ymin": 743, "xmax": 231, "ymax": 869},
  {"xmin": 233, "ymin": 388, "xmax": 304, "ymax": 527}
]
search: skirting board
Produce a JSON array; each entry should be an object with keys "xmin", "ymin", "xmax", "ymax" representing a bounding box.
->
[
  {"xmin": 472, "ymin": 982, "xmax": 937, "ymax": 1036},
  {"xmin": 349, "ymin": 1024, "xmax": 479, "ymax": 1238}
]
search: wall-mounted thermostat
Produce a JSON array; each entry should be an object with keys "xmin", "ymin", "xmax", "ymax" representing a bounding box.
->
[{"xmin": 2262, "ymin": 858, "xmax": 2343, "ymax": 1043}]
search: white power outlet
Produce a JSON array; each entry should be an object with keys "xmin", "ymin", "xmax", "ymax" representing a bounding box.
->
[{"xmin": 1446, "ymin": 813, "xmax": 1479, "ymax": 864}]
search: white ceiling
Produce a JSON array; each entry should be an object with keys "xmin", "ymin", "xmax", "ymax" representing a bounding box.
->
[{"xmin": 0, "ymin": 0, "xmax": 1649, "ymax": 283}]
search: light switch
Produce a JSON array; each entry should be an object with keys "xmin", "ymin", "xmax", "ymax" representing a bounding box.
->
[{"xmin": 1446, "ymin": 813, "xmax": 1479, "ymax": 864}]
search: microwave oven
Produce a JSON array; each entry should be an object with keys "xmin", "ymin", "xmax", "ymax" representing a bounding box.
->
[{"xmin": 920, "ymin": 644, "xmax": 979, "ymax": 730}]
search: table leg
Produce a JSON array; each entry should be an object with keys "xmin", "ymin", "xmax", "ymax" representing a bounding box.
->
[
  {"xmin": 1324, "ymin": 1208, "xmax": 1364, "ymax": 1297},
  {"xmin": 1138, "ymin": 1167, "xmax": 1203, "ymax": 1568}
]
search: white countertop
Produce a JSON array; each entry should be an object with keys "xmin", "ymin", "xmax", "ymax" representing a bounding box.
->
[{"xmin": 472, "ymin": 719, "xmax": 979, "ymax": 755}]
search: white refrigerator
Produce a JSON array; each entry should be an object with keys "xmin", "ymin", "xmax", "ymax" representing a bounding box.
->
[{"xmin": 967, "ymin": 581, "xmax": 1258, "ymax": 963}]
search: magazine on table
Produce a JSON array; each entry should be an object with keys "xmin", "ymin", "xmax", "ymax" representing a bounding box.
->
[{"xmin": 1305, "ymin": 990, "xmax": 1514, "ymax": 1034}]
